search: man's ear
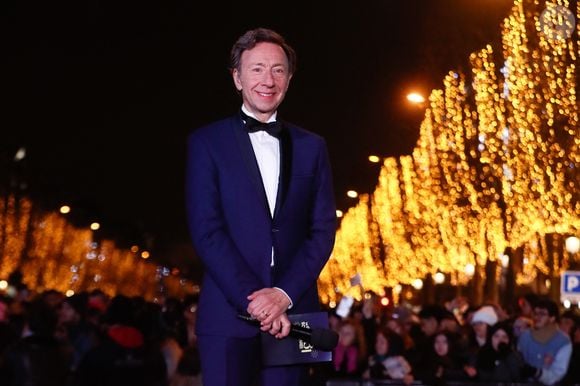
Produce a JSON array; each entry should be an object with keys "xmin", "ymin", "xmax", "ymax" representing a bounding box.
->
[{"xmin": 232, "ymin": 69, "xmax": 242, "ymax": 91}]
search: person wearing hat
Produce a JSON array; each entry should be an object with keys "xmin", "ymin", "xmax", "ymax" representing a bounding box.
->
[
  {"xmin": 464, "ymin": 305, "xmax": 499, "ymax": 373},
  {"xmin": 470, "ymin": 305, "xmax": 498, "ymax": 347}
]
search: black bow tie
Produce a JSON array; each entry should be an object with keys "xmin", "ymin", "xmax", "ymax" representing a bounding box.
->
[{"xmin": 240, "ymin": 110, "xmax": 283, "ymax": 138}]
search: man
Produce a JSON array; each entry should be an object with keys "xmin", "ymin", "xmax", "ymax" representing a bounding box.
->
[
  {"xmin": 185, "ymin": 28, "xmax": 336, "ymax": 386},
  {"xmin": 518, "ymin": 297, "xmax": 572, "ymax": 385}
]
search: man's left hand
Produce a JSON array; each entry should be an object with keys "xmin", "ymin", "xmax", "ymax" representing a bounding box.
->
[{"xmin": 247, "ymin": 288, "xmax": 291, "ymax": 325}]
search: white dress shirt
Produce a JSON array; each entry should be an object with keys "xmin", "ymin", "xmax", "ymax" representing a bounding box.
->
[{"xmin": 241, "ymin": 105, "xmax": 292, "ymax": 308}]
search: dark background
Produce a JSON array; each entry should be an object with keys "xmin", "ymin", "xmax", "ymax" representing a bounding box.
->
[{"xmin": 2, "ymin": 0, "xmax": 513, "ymax": 276}]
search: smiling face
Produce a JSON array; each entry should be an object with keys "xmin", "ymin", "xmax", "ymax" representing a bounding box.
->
[{"xmin": 232, "ymin": 42, "xmax": 292, "ymax": 122}]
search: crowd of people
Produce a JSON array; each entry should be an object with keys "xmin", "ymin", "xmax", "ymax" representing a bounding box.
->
[
  {"xmin": 322, "ymin": 293, "xmax": 580, "ymax": 386},
  {"xmin": 0, "ymin": 288, "xmax": 578, "ymax": 386},
  {"xmin": 0, "ymin": 288, "xmax": 202, "ymax": 386}
]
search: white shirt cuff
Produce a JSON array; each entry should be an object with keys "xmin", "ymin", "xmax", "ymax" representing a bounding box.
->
[{"xmin": 273, "ymin": 287, "xmax": 293, "ymax": 309}]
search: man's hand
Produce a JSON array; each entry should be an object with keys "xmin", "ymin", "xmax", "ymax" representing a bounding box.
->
[
  {"xmin": 247, "ymin": 288, "xmax": 291, "ymax": 325},
  {"xmin": 260, "ymin": 312, "xmax": 291, "ymax": 339}
]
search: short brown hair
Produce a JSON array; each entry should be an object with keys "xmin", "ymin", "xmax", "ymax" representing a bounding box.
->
[{"xmin": 229, "ymin": 28, "xmax": 297, "ymax": 74}]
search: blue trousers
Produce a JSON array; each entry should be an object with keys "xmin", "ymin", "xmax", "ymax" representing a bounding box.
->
[{"xmin": 198, "ymin": 335, "xmax": 306, "ymax": 386}]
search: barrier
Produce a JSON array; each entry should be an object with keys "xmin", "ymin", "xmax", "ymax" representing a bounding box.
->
[{"xmin": 326, "ymin": 380, "xmax": 580, "ymax": 386}]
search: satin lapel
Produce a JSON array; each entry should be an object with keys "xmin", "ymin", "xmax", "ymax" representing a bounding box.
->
[
  {"xmin": 273, "ymin": 125, "xmax": 292, "ymax": 220},
  {"xmin": 232, "ymin": 117, "xmax": 271, "ymax": 218}
]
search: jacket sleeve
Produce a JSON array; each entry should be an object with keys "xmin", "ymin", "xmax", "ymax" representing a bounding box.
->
[
  {"xmin": 185, "ymin": 132, "xmax": 262, "ymax": 312},
  {"xmin": 537, "ymin": 342, "xmax": 572, "ymax": 385}
]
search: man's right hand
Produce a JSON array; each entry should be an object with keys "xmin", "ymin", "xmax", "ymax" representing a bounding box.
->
[{"xmin": 261, "ymin": 312, "xmax": 291, "ymax": 339}]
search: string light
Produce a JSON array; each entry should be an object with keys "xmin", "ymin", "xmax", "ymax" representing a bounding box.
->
[
  {"xmin": 318, "ymin": 0, "xmax": 578, "ymax": 304},
  {"xmin": 0, "ymin": 195, "xmax": 192, "ymax": 299}
]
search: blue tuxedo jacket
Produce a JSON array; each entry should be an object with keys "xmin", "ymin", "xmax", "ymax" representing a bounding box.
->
[{"xmin": 186, "ymin": 113, "xmax": 336, "ymax": 338}]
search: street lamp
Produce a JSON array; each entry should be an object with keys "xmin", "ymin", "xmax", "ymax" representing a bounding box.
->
[
  {"xmin": 433, "ymin": 272, "xmax": 445, "ymax": 284},
  {"xmin": 406, "ymin": 92, "xmax": 426, "ymax": 105},
  {"xmin": 346, "ymin": 190, "xmax": 358, "ymax": 198},
  {"xmin": 368, "ymin": 155, "xmax": 381, "ymax": 163},
  {"xmin": 565, "ymin": 236, "xmax": 579, "ymax": 254}
]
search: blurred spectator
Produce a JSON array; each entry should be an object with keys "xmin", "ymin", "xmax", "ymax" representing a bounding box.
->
[
  {"xmin": 559, "ymin": 310, "xmax": 580, "ymax": 339},
  {"xmin": 415, "ymin": 330, "xmax": 475, "ymax": 386},
  {"xmin": 475, "ymin": 320, "xmax": 524, "ymax": 382},
  {"xmin": 517, "ymin": 293, "xmax": 539, "ymax": 318},
  {"xmin": 171, "ymin": 295, "xmax": 202, "ymax": 386},
  {"xmin": 362, "ymin": 326, "xmax": 413, "ymax": 384},
  {"xmin": 512, "ymin": 315, "xmax": 533, "ymax": 344},
  {"xmin": 562, "ymin": 322, "xmax": 580, "ymax": 385},
  {"xmin": 464, "ymin": 305, "xmax": 498, "ymax": 366},
  {"xmin": 470, "ymin": 305, "xmax": 498, "ymax": 348},
  {"xmin": 74, "ymin": 295, "xmax": 167, "ymax": 386},
  {"xmin": 57, "ymin": 292, "xmax": 98, "ymax": 372},
  {"xmin": 332, "ymin": 318, "xmax": 367, "ymax": 377},
  {"xmin": 1, "ymin": 298, "xmax": 72, "ymax": 386},
  {"xmin": 407, "ymin": 304, "xmax": 447, "ymax": 373},
  {"xmin": 518, "ymin": 297, "xmax": 572, "ymax": 385}
]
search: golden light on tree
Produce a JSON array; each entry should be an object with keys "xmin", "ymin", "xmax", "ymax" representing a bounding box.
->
[
  {"xmin": 318, "ymin": 0, "xmax": 579, "ymax": 304},
  {"xmin": 0, "ymin": 195, "xmax": 192, "ymax": 299}
]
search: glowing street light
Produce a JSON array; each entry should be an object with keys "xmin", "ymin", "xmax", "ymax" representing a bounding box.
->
[
  {"xmin": 433, "ymin": 272, "xmax": 445, "ymax": 284},
  {"xmin": 368, "ymin": 155, "xmax": 381, "ymax": 163},
  {"xmin": 90, "ymin": 222, "xmax": 100, "ymax": 231},
  {"xmin": 14, "ymin": 147, "xmax": 26, "ymax": 162},
  {"xmin": 59, "ymin": 205, "xmax": 71, "ymax": 214},
  {"xmin": 465, "ymin": 263, "xmax": 475, "ymax": 276},
  {"xmin": 565, "ymin": 236, "xmax": 579, "ymax": 254},
  {"xmin": 336, "ymin": 210, "xmax": 344, "ymax": 218},
  {"xmin": 346, "ymin": 190, "xmax": 358, "ymax": 198},
  {"xmin": 412, "ymin": 278, "xmax": 424, "ymax": 290},
  {"xmin": 406, "ymin": 92, "xmax": 426, "ymax": 105}
]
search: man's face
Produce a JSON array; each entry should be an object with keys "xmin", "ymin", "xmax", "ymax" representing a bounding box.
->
[
  {"xmin": 232, "ymin": 42, "xmax": 292, "ymax": 121},
  {"xmin": 533, "ymin": 307, "xmax": 555, "ymax": 329}
]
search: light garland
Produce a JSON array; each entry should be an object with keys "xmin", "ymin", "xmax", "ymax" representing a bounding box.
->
[{"xmin": 319, "ymin": 0, "xmax": 578, "ymax": 304}]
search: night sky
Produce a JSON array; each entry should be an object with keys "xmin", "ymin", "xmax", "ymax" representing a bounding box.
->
[{"xmin": 2, "ymin": 0, "xmax": 513, "ymax": 274}]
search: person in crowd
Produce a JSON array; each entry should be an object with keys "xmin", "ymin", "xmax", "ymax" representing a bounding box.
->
[
  {"xmin": 469, "ymin": 305, "xmax": 498, "ymax": 348},
  {"xmin": 517, "ymin": 293, "xmax": 539, "ymax": 319},
  {"xmin": 562, "ymin": 322, "xmax": 580, "ymax": 385},
  {"xmin": 386, "ymin": 310, "xmax": 416, "ymax": 352},
  {"xmin": 57, "ymin": 292, "xmax": 98, "ymax": 372},
  {"xmin": 518, "ymin": 297, "xmax": 572, "ymax": 385},
  {"xmin": 357, "ymin": 294, "xmax": 380, "ymax": 356},
  {"xmin": 332, "ymin": 318, "xmax": 367, "ymax": 378},
  {"xmin": 512, "ymin": 315, "xmax": 533, "ymax": 344},
  {"xmin": 439, "ymin": 309, "xmax": 462, "ymax": 335},
  {"xmin": 559, "ymin": 310, "xmax": 580, "ymax": 339},
  {"xmin": 465, "ymin": 304, "xmax": 498, "ymax": 368},
  {"xmin": 74, "ymin": 295, "xmax": 167, "ymax": 386},
  {"xmin": 362, "ymin": 325, "xmax": 413, "ymax": 384},
  {"xmin": 407, "ymin": 304, "xmax": 447, "ymax": 371},
  {"xmin": 415, "ymin": 330, "xmax": 475, "ymax": 386},
  {"xmin": 475, "ymin": 320, "xmax": 524, "ymax": 382},
  {"xmin": 1, "ymin": 298, "xmax": 72, "ymax": 386},
  {"xmin": 185, "ymin": 27, "xmax": 336, "ymax": 386},
  {"xmin": 171, "ymin": 295, "xmax": 202, "ymax": 386}
]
